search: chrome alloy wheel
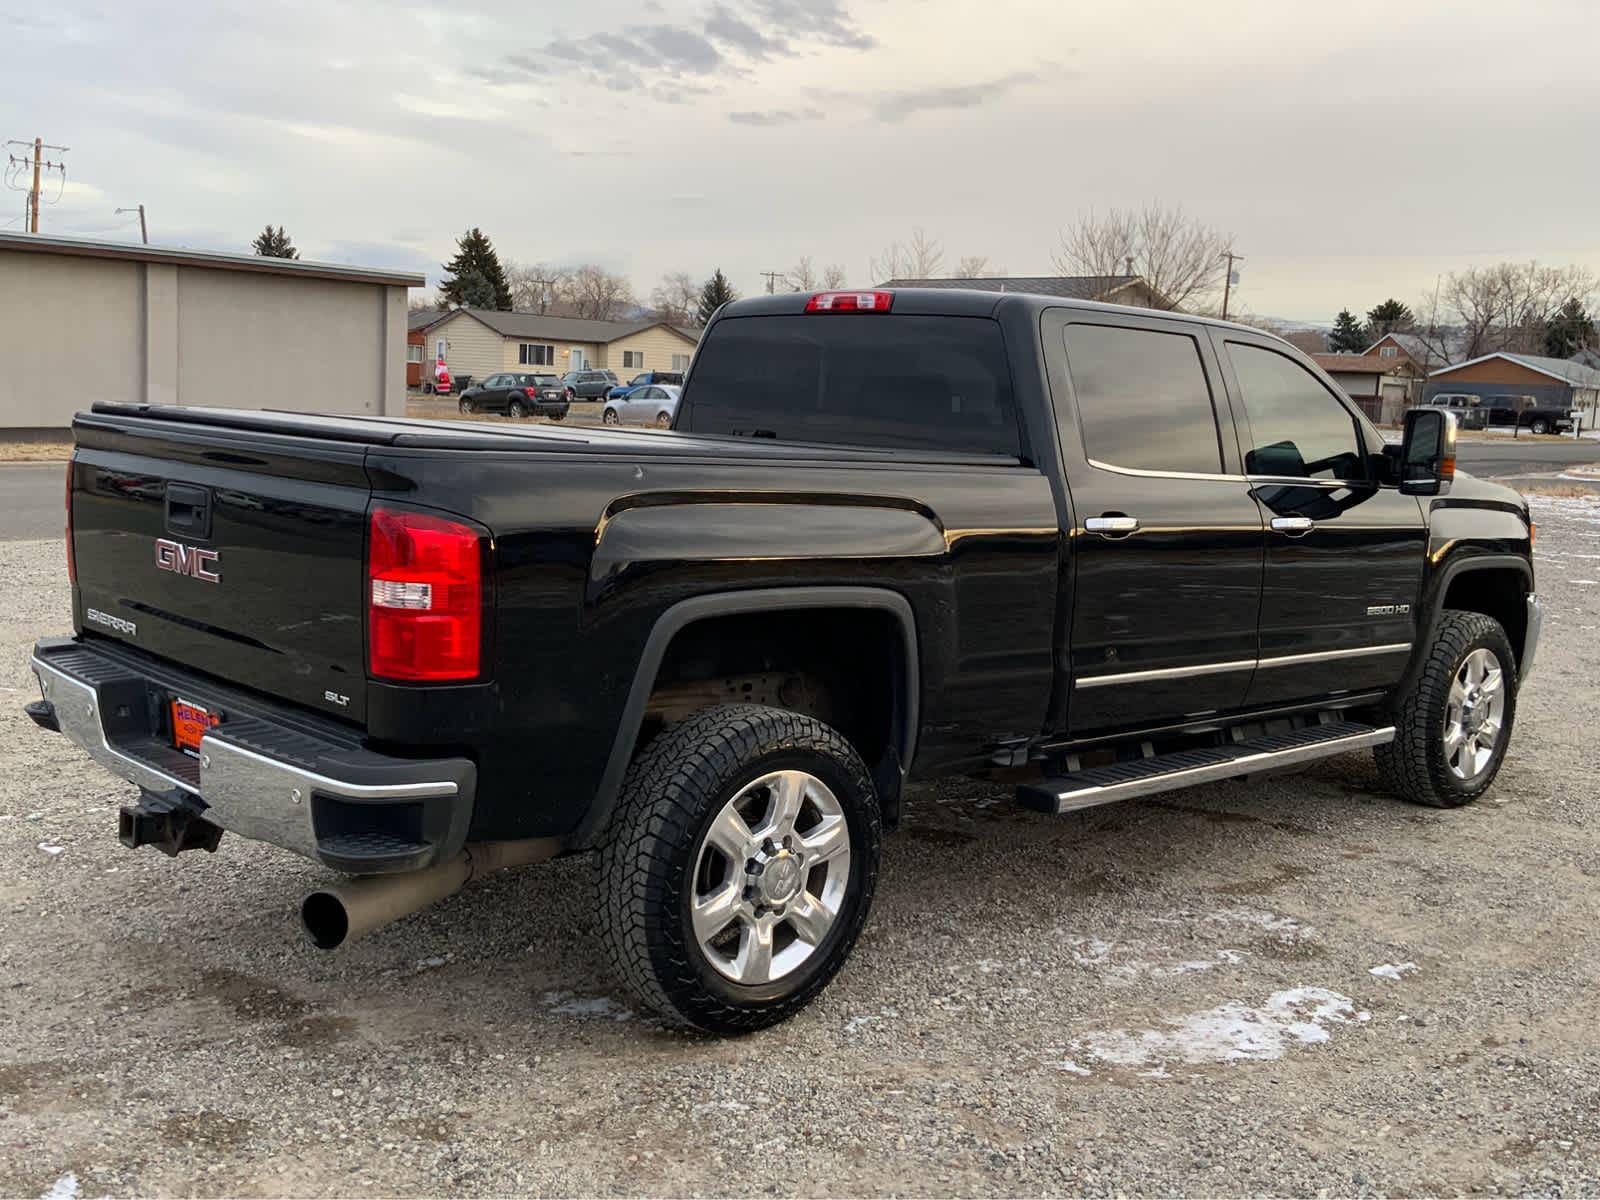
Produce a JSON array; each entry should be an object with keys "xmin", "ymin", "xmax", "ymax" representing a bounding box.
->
[
  {"xmin": 1444, "ymin": 647, "xmax": 1506, "ymax": 781},
  {"xmin": 691, "ymin": 769, "xmax": 852, "ymax": 985}
]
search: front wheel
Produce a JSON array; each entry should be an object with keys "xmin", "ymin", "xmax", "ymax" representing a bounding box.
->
[
  {"xmin": 602, "ymin": 407, "xmax": 620, "ymax": 425},
  {"xmin": 595, "ymin": 704, "xmax": 882, "ymax": 1034},
  {"xmin": 655, "ymin": 411, "xmax": 672, "ymax": 429},
  {"xmin": 458, "ymin": 397, "xmax": 475, "ymax": 415},
  {"xmin": 1375, "ymin": 610, "xmax": 1518, "ymax": 807},
  {"xmin": 1530, "ymin": 418, "xmax": 1550, "ymax": 435}
]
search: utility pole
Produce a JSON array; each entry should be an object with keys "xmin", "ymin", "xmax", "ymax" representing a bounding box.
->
[
  {"xmin": 760, "ymin": 270, "xmax": 783, "ymax": 294},
  {"xmin": 530, "ymin": 276, "xmax": 555, "ymax": 313},
  {"xmin": 116, "ymin": 204, "xmax": 147, "ymax": 244},
  {"xmin": 1220, "ymin": 250, "xmax": 1243, "ymax": 321},
  {"xmin": 5, "ymin": 137, "xmax": 69, "ymax": 233}
]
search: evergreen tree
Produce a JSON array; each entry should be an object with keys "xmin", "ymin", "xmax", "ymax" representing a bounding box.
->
[
  {"xmin": 1364, "ymin": 298, "xmax": 1414, "ymax": 342},
  {"xmin": 1543, "ymin": 297, "xmax": 1598, "ymax": 358},
  {"xmin": 695, "ymin": 268, "xmax": 737, "ymax": 326},
  {"xmin": 1328, "ymin": 308, "xmax": 1366, "ymax": 353},
  {"xmin": 439, "ymin": 228, "xmax": 512, "ymax": 311},
  {"xmin": 252, "ymin": 224, "xmax": 299, "ymax": 259}
]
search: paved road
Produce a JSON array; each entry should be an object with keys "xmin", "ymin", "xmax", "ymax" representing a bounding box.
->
[
  {"xmin": 0, "ymin": 463, "xmax": 65, "ymax": 542},
  {"xmin": 1455, "ymin": 437, "xmax": 1597, "ymax": 479},
  {"xmin": 2, "ymin": 436, "xmax": 1593, "ymax": 544}
]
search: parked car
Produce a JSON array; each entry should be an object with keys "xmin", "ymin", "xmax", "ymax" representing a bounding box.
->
[
  {"xmin": 560, "ymin": 369, "xmax": 619, "ymax": 401},
  {"xmin": 1420, "ymin": 393, "xmax": 1485, "ymax": 430},
  {"xmin": 1476, "ymin": 393, "xmax": 1575, "ymax": 435},
  {"xmin": 606, "ymin": 370, "xmax": 685, "ymax": 401},
  {"xmin": 457, "ymin": 373, "xmax": 570, "ymax": 419},
  {"xmin": 29, "ymin": 288, "xmax": 1538, "ymax": 1035},
  {"xmin": 602, "ymin": 383, "xmax": 681, "ymax": 428}
]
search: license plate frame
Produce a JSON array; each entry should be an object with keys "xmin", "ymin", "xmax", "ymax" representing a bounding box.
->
[{"xmin": 170, "ymin": 697, "xmax": 221, "ymax": 756}]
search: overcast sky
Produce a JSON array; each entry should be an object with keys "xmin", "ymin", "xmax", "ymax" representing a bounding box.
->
[{"xmin": 4, "ymin": 0, "xmax": 1596, "ymax": 323}]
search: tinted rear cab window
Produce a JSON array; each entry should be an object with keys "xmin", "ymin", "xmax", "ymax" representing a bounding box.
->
[{"xmin": 678, "ymin": 315, "xmax": 1020, "ymax": 455}]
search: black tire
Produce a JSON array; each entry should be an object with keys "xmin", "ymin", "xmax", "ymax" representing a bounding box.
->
[
  {"xmin": 655, "ymin": 411, "xmax": 672, "ymax": 429},
  {"xmin": 602, "ymin": 407, "xmax": 620, "ymax": 425},
  {"xmin": 547, "ymin": 407, "xmax": 566, "ymax": 422},
  {"xmin": 595, "ymin": 704, "xmax": 882, "ymax": 1034},
  {"xmin": 508, "ymin": 399, "xmax": 527, "ymax": 418},
  {"xmin": 1374, "ymin": 610, "xmax": 1518, "ymax": 807},
  {"xmin": 1530, "ymin": 418, "xmax": 1549, "ymax": 435},
  {"xmin": 458, "ymin": 397, "xmax": 474, "ymax": 415}
]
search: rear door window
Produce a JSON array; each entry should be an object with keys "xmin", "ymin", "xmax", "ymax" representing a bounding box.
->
[
  {"xmin": 679, "ymin": 315, "xmax": 1020, "ymax": 455},
  {"xmin": 1062, "ymin": 323, "xmax": 1223, "ymax": 474}
]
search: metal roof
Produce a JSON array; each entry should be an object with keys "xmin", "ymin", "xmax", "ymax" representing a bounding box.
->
[
  {"xmin": 0, "ymin": 231, "xmax": 425, "ymax": 287},
  {"xmin": 1431, "ymin": 351, "xmax": 1600, "ymax": 388}
]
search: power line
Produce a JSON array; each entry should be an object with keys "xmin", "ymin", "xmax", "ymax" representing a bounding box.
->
[
  {"xmin": 116, "ymin": 204, "xmax": 147, "ymax": 244},
  {"xmin": 5, "ymin": 137, "xmax": 69, "ymax": 233}
]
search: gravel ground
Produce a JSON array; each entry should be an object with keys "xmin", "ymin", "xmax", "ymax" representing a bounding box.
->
[{"xmin": 3, "ymin": 493, "xmax": 1600, "ymax": 1198}]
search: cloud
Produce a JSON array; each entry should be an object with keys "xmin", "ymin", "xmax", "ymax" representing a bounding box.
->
[
  {"xmin": 748, "ymin": 0, "xmax": 876, "ymax": 49},
  {"xmin": 729, "ymin": 108, "xmax": 826, "ymax": 126},
  {"xmin": 868, "ymin": 69, "xmax": 1043, "ymax": 122},
  {"xmin": 705, "ymin": 6, "xmax": 790, "ymax": 58}
]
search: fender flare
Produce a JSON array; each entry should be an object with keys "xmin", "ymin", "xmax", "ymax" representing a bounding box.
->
[
  {"xmin": 570, "ymin": 586, "xmax": 921, "ymax": 849},
  {"xmin": 1396, "ymin": 553, "xmax": 1533, "ymax": 697}
]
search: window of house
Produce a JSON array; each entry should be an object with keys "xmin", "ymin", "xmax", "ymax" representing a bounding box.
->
[
  {"xmin": 1227, "ymin": 342, "xmax": 1366, "ymax": 481},
  {"xmin": 406, "ymin": 345, "xmax": 424, "ymax": 363},
  {"xmin": 671, "ymin": 353, "xmax": 691, "ymax": 372},
  {"xmin": 622, "ymin": 350, "xmax": 644, "ymax": 369},
  {"xmin": 1380, "ymin": 346, "xmax": 1398, "ymax": 357},
  {"xmin": 519, "ymin": 343, "xmax": 554, "ymax": 366},
  {"xmin": 1063, "ymin": 323, "xmax": 1223, "ymax": 475}
]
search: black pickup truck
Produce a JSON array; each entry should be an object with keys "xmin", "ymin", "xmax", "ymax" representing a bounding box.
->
[{"xmin": 27, "ymin": 289, "xmax": 1541, "ymax": 1033}]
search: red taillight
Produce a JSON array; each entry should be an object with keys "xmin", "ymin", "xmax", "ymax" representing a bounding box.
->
[
  {"xmin": 65, "ymin": 462, "xmax": 75, "ymax": 584},
  {"xmin": 525, "ymin": 387, "xmax": 539, "ymax": 397},
  {"xmin": 805, "ymin": 291, "xmax": 893, "ymax": 313},
  {"xmin": 368, "ymin": 507, "xmax": 483, "ymax": 681}
]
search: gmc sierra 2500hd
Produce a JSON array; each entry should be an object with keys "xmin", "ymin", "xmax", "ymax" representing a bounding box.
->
[{"xmin": 27, "ymin": 288, "xmax": 1540, "ymax": 1033}]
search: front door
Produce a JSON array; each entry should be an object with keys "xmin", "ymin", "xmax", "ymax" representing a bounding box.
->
[
  {"xmin": 570, "ymin": 348, "xmax": 586, "ymax": 371},
  {"xmin": 1045, "ymin": 312, "xmax": 1265, "ymax": 734},
  {"xmin": 1215, "ymin": 336, "xmax": 1426, "ymax": 706}
]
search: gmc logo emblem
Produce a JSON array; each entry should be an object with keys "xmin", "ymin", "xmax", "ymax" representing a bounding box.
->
[{"xmin": 155, "ymin": 538, "xmax": 220, "ymax": 583}]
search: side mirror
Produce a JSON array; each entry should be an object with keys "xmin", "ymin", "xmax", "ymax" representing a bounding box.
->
[{"xmin": 1399, "ymin": 407, "xmax": 1457, "ymax": 496}]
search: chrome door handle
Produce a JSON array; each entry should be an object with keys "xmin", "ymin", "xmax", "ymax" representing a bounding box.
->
[
  {"xmin": 1085, "ymin": 516, "xmax": 1140, "ymax": 535},
  {"xmin": 1270, "ymin": 516, "xmax": 1315, "ymax": 535}
]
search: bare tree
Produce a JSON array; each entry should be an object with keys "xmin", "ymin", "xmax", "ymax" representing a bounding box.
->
[
  {"xmin": 869, "ymin": 227, "xmax": 944, "ymax": 281},
  {"xmin": 953, "ymin": 256, "xmax": 990, "ymax": 279},
  {"xmin": 821, "ymin": 263, "xmax": 848, "ymax": 288},
  {"xmin": 1052, "ymin": 205, "xmax": 1234, "ymax": 312},
  {"xmin": 648, "ymin": 271, "xmax": 700, "ymax": 325},
  {"xmin": 568, "ymin": 264, "xmax": 635, "ymax": 321},
  {"xmin": 786, "ymin": 256, "xmax": 819, "ymax": 291},
  {"xmin": 504, "ymin": 260, "xmax": 574, "ymax": 313},
  {"xmin": 1440, "ymin": 261, "xmax": 1597, "ymax": 359}
]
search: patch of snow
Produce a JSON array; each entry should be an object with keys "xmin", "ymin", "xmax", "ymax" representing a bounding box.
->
[
  {"xmin": 691, "ymin": 1099, "xmax": 752, "ymax": 1118},
  {"xmin": 1198, "ymin": 905, "xmax": 1320, "ymax": 943},
  {"xmin": 1046, "ymin": 1059, "xmax": 1092, "ymax": 1076},
  {"xmin": 1067, "ymin": 937, "xmax": 1115, "ymax": 967},
  {"xmin": 1073, "ymin": 987, "xmax": 1366, "ymax": 1068},
  {"xmin": 544, "ymin": 990, "xmax": 633, "ymax": 1021},
  {"xmin": 1571, "ymin": 579, "xmax": 1598, "ymax": 585},
  {"xmin": 1369, "ymin": 962, "xmax": 1419, "ymax": 981},
  {"xmin": 27, "ymin": 811, "xmax": 42, "ymax": 821},
  {"xmin": 41, "ymin": 1175, "xmax": 79, "ymax": 1200},
  {"xmin": 37, "ymin": 843, "xmax": 63, "ymax": 856}
]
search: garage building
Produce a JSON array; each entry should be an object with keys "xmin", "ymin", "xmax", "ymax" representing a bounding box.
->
[{"xmin": 1, "ymin": 232, "xmax": 424, "ymax": 432}]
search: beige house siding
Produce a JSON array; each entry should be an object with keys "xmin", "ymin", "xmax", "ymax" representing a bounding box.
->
[
  {"xmin": 498, "ymin": 337, "xmax": 569, "ymax": 374},
  {"xmin": 600, "ymin": 326, "xmax": 698, "ymax": 373},
  {"xmin": 428, "ymin": 312, "xmax": 505, "ymax": 384},
  {"xmin": 1, "ymin": 238, "xmax": 415, "ymax": 429}
]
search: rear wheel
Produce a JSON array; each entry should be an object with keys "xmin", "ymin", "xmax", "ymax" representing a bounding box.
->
[
  {"xmin": 547, "ymin": 407, "xmax": 566, "ymax": 421},
  {"xmin": 508, "ymin": 399, "xmax": 527, "ymax": 418},
  {"xmin": 458, "ymin": 397, "xmax": 475, "ymax": 415},
  {"xmin": 1375, "ymin": 609, "xmax": 1517, "ymax": 807},
  {"xmin": 595, "ymin": 704, "xmax": 881, "ymax": 1033},
  {"xmin": 1530, "ymin": 418, "xmax": 1550, "ymax": 435}
]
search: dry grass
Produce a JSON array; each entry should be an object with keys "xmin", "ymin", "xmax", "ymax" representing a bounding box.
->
[
  {"xmin": 1494, "ymin": 478, "xmax": 1599, "ymax": 499},
  {"xmin": 0, "ymin": 439, "xmax": 72, "ymax": 462}
]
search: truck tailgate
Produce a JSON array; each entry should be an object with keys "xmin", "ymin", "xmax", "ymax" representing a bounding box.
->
[{"xmin": 70, "ymin": 425, "xmax": 372, "ymax": 723}]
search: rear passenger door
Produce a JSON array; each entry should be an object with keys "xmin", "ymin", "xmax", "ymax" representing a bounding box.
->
[
  {"xmin": 1044, "ymin": 311, "xmax": 1264, "ymax": 735},
  {"xmin": 1216, "ymin": 336, "xmax": 1426, "ymax": 707}
]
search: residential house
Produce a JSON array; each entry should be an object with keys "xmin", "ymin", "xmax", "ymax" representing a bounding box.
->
[
  {"xmin": 407, "ymin": 307, "xmax": 449, "ymax": 388},
  {"xmin": 419, "ymin": 309, "xmax": 699, "ymax": 389},
  {"xmin": 876, "ymin": 275, "xmax": 1177, "ymax": 309},
  {"xmin": 1311, "ymin": 354, "xmax": 1414, "ymax": 424},
  {"xmin": 1426, "ymin": 353, "xmax": 1600, "ymax": 426}
]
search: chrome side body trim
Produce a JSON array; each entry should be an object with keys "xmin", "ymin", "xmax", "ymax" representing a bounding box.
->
[{"xmin": 1074, "ymin": 643, "xmax": 1412, "ymax": 689}]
